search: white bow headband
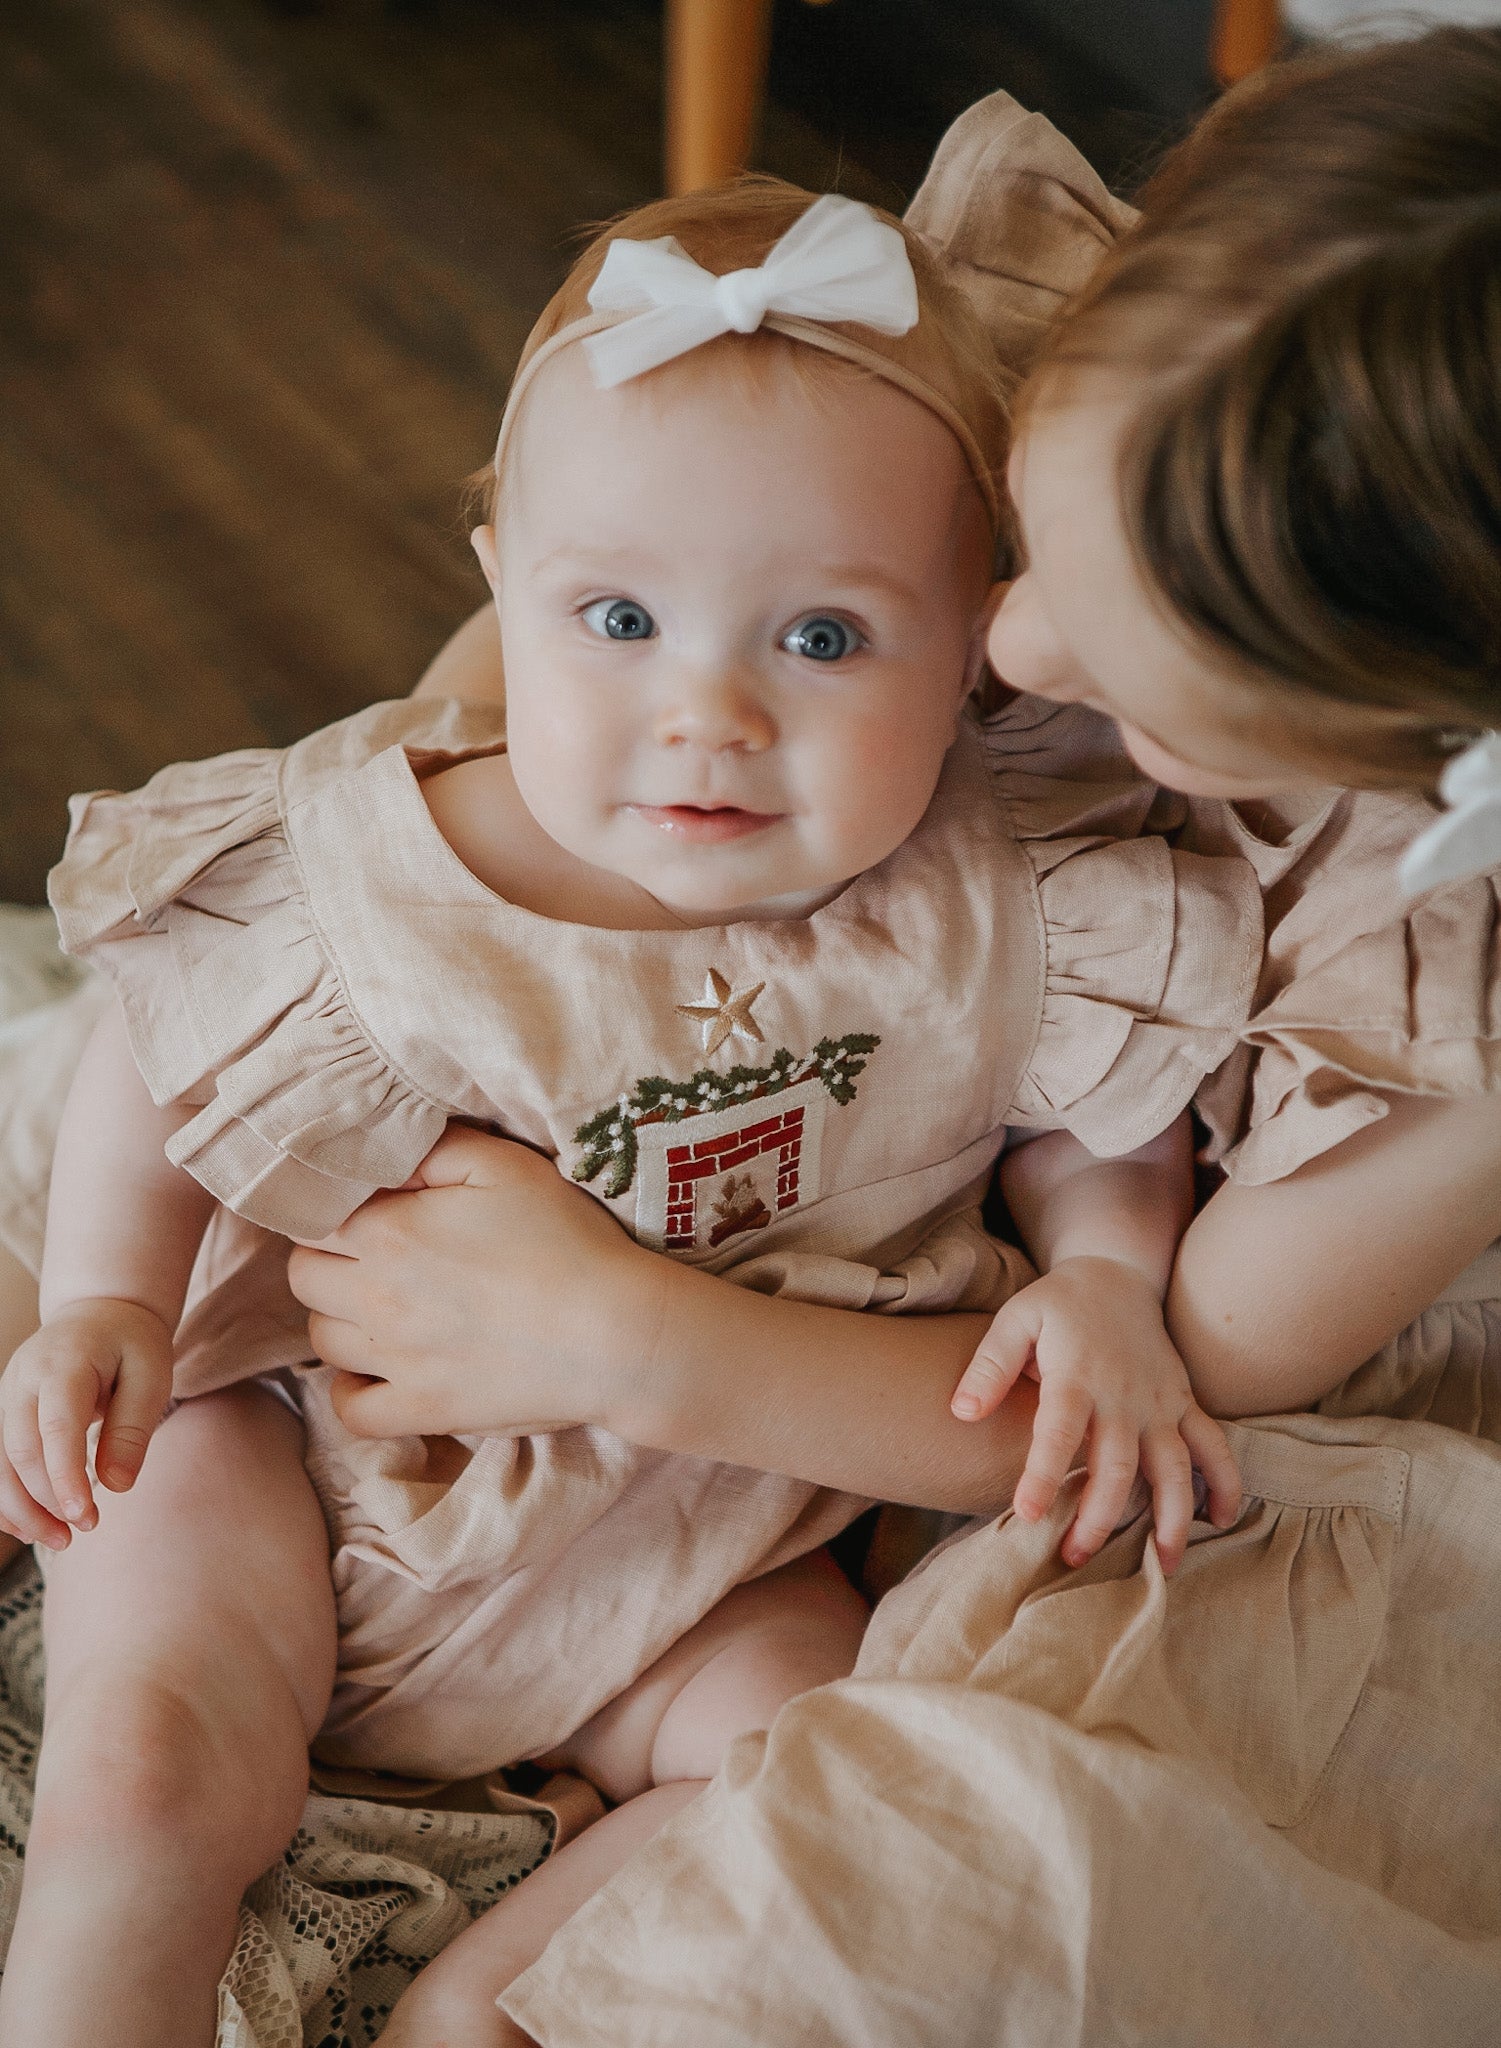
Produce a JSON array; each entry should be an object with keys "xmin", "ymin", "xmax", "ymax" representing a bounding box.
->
[
  {"xmin": 491, "ymin": 194, "xmax": 1002, "ymax": 527},
  {"xmin": 1399, "ymin": 732, "xmax": 1501, "ymax": 897}
]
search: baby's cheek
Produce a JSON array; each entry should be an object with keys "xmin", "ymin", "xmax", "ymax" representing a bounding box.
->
[{"xmin": 824, "ymin": 718, "xmax": 944, "ymax": 858}]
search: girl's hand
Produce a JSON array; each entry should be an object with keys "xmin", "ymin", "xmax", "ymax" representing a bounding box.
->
[
  {"xmin": 951, "ymin": 1257, "xmax": 1241, "ymax": 1574},
  {"xmin": 288, "ymin": 1127, "xmax": 663, "ymax": 1441},
  {"xmin": 0, "ymin": 1298, "xmax": 175, "ymax": 1548}
]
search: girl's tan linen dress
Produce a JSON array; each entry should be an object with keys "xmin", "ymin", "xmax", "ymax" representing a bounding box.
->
[
  {"xmin": 492, "ymin": 106, "xmax": 1501, "ymax": 2048},
  {"xmin": 41, "ymin": 693, "xmax": 1256, "ymax": 1784}
]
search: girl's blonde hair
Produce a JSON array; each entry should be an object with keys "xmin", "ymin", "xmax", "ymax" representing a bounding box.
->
[
  {"xmin": 472, "ymin": 176, "xmax": 1013, "ymax": 547},
  {"xmin": 1031, "ymin": 28, "xmax": 1501, "ymax": 784}
]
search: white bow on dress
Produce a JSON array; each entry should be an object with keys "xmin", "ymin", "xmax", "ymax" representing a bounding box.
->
[
  {"xmin": 584, "ymin": 194, "xmax": 920, "ymax": 389},
  {"xmin": 1399, "ymin": 731, "xmax": 1501, "ymax": 896}
]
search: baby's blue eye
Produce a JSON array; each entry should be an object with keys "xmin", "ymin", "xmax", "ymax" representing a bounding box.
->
[
  {"xmin": 783, "ymin": 615, "xmax": 861, "ymax": 663},
  {"xmin": 583, "ymin": 598, "xmax": 656, "ymax": 642}
]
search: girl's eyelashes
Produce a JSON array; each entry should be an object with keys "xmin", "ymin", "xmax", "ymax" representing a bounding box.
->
[
  {"xmin": 581, "ymin": 597, "xmax": 656, "ymax": 642},
  {"xmin": 780, "ymin": 614, "xmax": 865, "ymax": 663}
]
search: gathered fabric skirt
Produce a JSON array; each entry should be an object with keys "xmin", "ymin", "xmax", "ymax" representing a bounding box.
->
[{"xmin": 504, "ymin": 1392, "xmax": 1501, "ymax": 2048}]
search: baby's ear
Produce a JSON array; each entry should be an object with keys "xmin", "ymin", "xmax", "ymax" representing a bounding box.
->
[{"xmin": 470, "ymin": 524, "xmax": 501, "ymax": 592}]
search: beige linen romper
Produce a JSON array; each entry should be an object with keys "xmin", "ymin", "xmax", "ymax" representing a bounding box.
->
[
  {"xmin": 45, "ymin": 694, "xmax": 1258, "ymax": 1784},
  {"xmin": 502, "ymin": 702, "xmax": 1501, "ymax": 2048}
]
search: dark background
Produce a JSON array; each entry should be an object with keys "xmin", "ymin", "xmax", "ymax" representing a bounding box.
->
[{"xmin": 0, "ymin": 0, "xmax": 1217, "ymax": 903}]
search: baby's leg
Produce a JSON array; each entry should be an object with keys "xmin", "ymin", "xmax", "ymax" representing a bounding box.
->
[
  {"xmin": 381, "ymin": 1548, "xmax": 867, "ymax": 2047},
  {"xmin": 0, "ymin": 1381, "xmax": 336, "ymax": 2048}
]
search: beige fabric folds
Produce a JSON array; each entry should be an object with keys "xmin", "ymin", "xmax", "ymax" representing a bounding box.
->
[{"xmin": 505, "ymin": 1415, "xmax": 1501, "ymax": 2047}]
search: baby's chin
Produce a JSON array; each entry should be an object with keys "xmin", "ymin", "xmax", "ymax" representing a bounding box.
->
[{"xmin": 647, "ymin": 869, "xmax": 855, "ymax": 927}]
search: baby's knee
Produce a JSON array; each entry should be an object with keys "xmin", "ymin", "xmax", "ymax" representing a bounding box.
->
[
  {"xmin": 651, "ymin": 1566, "xmax": 867, "ymax": 1783},
  {"xmin": 33, "ymin": 1671, "xmax": 306, "ymax": 1871}
]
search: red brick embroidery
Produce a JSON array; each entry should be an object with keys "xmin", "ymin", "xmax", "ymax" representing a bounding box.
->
[
  {"xmin": 572, "ymin": 1035, "xmax": 878, "ymax": 1252},
  {"xmin": 662, "ymin": 1102, "xmax": 809, "ymax": 1249}
]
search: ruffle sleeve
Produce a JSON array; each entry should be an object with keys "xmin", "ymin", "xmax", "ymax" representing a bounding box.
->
[
  {"xmin": 47, "ymin": 699, "xmax": 507, "ymax": 1240},
  {"xmin": 905, "ymin": 89, "xmax": 1138, "ymax": 378},
  {"xmin": 984, "ymin": 694, "xmax": 1264, "ymax": 1156},
  {"xmin": 1200, "ymin": 869, "xmax": 1501, "ymax": 1186}
]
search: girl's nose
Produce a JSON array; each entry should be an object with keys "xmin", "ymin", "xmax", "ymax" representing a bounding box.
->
[{"xmin": 656, "ymin": 667, "xmax": 775, "ymax": 753}]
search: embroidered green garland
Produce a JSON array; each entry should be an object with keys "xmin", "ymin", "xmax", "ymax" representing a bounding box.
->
[{"xmin": 573, "ymin": 1033, "xmax": 880, "ymax": 1200}]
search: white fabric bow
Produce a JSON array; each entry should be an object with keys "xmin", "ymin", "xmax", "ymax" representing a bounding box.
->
[
  {"xmin": 1399, "ymin": 732, "xmax": 1501, "ymax": 896},
  {"xmin": 584, "ymin": 194, "xmax": 919, "ymax": 389}
]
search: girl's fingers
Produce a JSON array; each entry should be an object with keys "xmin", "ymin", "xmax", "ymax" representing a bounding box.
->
[
  {"xmin": 303, "ymin": 1309, "xmax": 380, "ymax": 1376},
  {"xmin": 1180, "ymin": 1407, "xmax": 1243, "ymax": 1528},
  {"xmin": 36, "ymin": 1371, "xmax": 99, "ymax": 1529},
  {"xmin": 1063, "ymin": 1417, "xmax": 1141, "ymax": 1567},
  {"xmin": 326, "ymin": 1368, "xmax": 401, "ymax": 1438},
  {"xmin": 1141, "ymin": 1428, "xmax": 1194, "ymax": 1577},
  {"xmin": 95, "ymin": 1348, "xmax": 171, "ymax": 1494},
  {"xmin": 286, "ymin": 1247, "xmax": 362, "ymax": 1322},
  {"xmin": 1013, "ymin": 1379, "xmax": 1093, "ymax": 1523},
  {"xmin": 951, "ymin": 1309, "xmax": 1033, "ymax": 1422}
]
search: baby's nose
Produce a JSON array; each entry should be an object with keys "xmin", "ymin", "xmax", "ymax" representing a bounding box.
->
[{"xmin": 657, "ymin": 667, "xmax": 774, "ymax": 752}]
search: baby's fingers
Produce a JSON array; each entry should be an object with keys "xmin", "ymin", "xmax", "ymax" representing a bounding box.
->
[
  {"xmin": 1180, "ymin": 1407, "xmax": 1242, "ymax": 1529},
  {"xmin": 2, "ymin": 1389, "xmax": 67, "ymax": 1522},
  {"xmin": 1013, "ymin": 1379, "xmax": 1093, "ymax": 1524},
  {"xmin": 1141, "ymin": 1428, "xmax": 1194, "ymax": 1577},
  {"xmin": 37, "ymin": 1371, "xmax": 100, "ymax": 1531},
  {"xmin": 1062, "ymin": 1417, "xmax": 1141, "ymax": 1569},
  {"xmin": 96, "ymin": 1346, "xmax": 172, "ymax": 1495},
  {"xmin": 0, "ymin": 1448, "xmax": 71, "ymax": 1551},
  {"xmin": 952, "ymin": 1307, "xmax": 1033, "ymax": 1422}
]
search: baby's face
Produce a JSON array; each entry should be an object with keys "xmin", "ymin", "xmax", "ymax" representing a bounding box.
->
[{"xmin": 476, "ymin": 344, "xmax": 994, "ymax": 922}]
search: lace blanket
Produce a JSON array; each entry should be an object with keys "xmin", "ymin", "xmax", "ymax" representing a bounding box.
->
[{"xmin": 0, "ymin": 1555, "xmax": 551, "ymax": 2044}]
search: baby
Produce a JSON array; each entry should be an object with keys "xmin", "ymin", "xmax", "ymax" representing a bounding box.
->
[{"xmin": 0, "ymin": 181, "xmax": 1243, "ymax": 2039}]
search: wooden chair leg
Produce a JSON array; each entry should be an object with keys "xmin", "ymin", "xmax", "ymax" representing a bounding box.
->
[
  {"xmin": 665, "ymin": 0, "xmax": 775, "ymax": 195},
  {"xmin": 1211, "ymin": 0, "xmax": 1282, "ymax": 84}
]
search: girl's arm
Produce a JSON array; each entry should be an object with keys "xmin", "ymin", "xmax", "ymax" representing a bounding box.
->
[
  {"xmin": 289, "ymin": 1129, "xmax": 1036, "ymax": 1517},
  {"xmin": 950, "ymin": 1121, "xmax": 1238, "ymax": 1572},
  {"xmin": 1170, "ymin": 1088, "xmax": 1501, "ymax": 1416},
  {"xmin": 0, "ymin": 1004, "xmax": 213, "ymax": 1546},
  {"xmin": 412, "ymin": 602, "xmax": 504, "ymax": 704}
]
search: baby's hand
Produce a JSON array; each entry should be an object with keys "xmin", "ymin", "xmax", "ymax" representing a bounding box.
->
[
  {"xmin": 951, "ymin": 1257, "xmax": 1241, "ymax": 1574},
  {"xmin": 0, "ymin": 1299, "xmax": 174, "ymax": 1549}
]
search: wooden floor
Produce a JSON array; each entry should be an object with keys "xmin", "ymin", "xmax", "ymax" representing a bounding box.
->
[{"xmin": 0, "ymin": 0, "xmax": 1179, "ymax": 903}]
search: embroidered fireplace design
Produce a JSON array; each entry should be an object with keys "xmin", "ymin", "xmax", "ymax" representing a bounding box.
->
[{"xmin": 571, "ymin": 1034, "xmax": 879, "ymax": 1256}]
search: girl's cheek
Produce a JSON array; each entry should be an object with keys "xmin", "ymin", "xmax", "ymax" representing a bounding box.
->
[
  {"xmin": 1115, "ymin": 722, "xmax": 1270, "ymax": 799},
  {"xmin": 985, "ymin": 580, "xmax": 1075, "ymax": 700}
]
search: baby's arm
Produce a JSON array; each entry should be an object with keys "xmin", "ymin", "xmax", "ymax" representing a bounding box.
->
[
  {"xmin": 951, "ymin": 1119, "xmax": 1240, "ymax": 1572},
  {"xmin": 0, "ymin": 1002, "xmax": 213, "ymax": 1547},
  {"xmin": 412, "ymin": 602, "xmax": 504, "ymax": 705}
]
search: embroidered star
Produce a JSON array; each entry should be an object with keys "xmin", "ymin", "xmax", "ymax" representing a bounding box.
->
[{"xmin": 676, "ymin": 969, "xmax": 766, "ymax": 1059}]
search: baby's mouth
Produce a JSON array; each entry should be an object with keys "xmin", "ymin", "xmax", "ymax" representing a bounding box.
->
[{"xmin": 628, "ymin": 803, "xmax": 782, "ymax": 844}]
